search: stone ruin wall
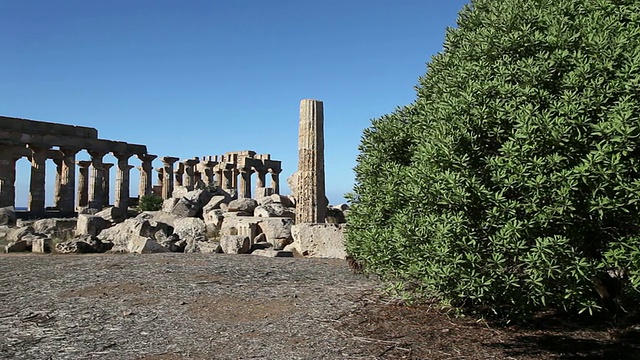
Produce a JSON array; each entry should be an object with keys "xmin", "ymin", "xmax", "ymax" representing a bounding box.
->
[{"xmin": 0, "ymin": 116, "xmax": 282, "ymax": 218}]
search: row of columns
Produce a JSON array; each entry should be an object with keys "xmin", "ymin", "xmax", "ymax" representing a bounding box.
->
[{"xmin": 0, "ymin": 145, "xmax": 158, "ymax": 215}]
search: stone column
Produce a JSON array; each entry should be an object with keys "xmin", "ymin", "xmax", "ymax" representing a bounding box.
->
[
  {"xmin": 137, "ymin": 154, "xmax": 157, "ymax": 197},
  {"xmin": 114, "ymin": 154, "xmax": 133, "ymax": 210},
  {"xmin": 88, "ymin": 150, "xmax": 106, "ymax": 210},
  {"xmin": 222, "ymin": 167, "xmax": 233, "ymax": 190},
  {"xmin": 58, "ymin": 147, "xmax": 79, "ymax": 215},
  {"xmin": 296, "ymin": 99, "xmax": 326, "ymax": 224},
  {"xmin": 239, "ymin": 168, "xmax": 253, "ymax": 199},
  {"xmin": 0, "ymin": 150, "xmax": 21, "ymax": 208},
  {"xmin": 28, "ymin": 146, "xmax": 48, "ymax": 217},
  {"xmin": 256, "ymin": 170, "xmax": 266, "ymax": 188},
  {"xmin": 200, "ymin": 161, "xmax": 216, "ymax": 185},
  {"xmin": 77, "ymin": 160, "xmax": 92, "ymax": 208},
  {"xmin": 269, "ymin": 169, "xmax": 281, "ymax": 195},
  {"xmin": 174, "ymin": 162, "xmax": 184, "ymax": 187},
  {"xmin": 161, "ymin": 157, "xmax": 179, "ymax": 199},
  {"xmin": 183, "ymin": 158, "xmax": 199, "ymax": 191},
  {"xmin": 53, "ymin": 158, "xmax": 63, "ymax": 209},
  {"xmin": 102, "ymin": 163, "xmax": 114, "ymax": 206},
  {"xmin": 215, "ymin": 164, "xmax": 224, "ymax": 188}
]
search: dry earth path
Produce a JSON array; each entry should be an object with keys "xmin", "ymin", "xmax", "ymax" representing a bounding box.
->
[{"xmin": 0, "ymin": 253, "xmax": 380, "ymax": 360}]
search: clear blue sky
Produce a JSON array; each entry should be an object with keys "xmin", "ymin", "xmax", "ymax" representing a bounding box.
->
[{"xmin": 1, "ymin": 0, "xmax": 468, "ymax": 207}]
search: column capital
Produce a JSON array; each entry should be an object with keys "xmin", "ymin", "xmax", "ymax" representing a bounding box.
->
[
  {"xmin": 137, "ymin": 153, "xmax": 158, "ymax": 162},
  {"xmin": 87, "ymin": 149, "xmax": 108, "ymax": 158},
  {"xmin": 161, "ymin": 156, "xmax": 179, "ymax": 166},
  {"xmin": 102, "ymin": 163, "xmax": 115, "ymax": 170},
  {"xmin": 184, "ymin": 158, "xmax": 199, "ymax": 167},
  {"xmin": 113, "ymin": 151, "xmax": 133, "ymax": 161},
  {"xmin": 77, "ymin": 160, "xmax": 92, "ymax": 168}
]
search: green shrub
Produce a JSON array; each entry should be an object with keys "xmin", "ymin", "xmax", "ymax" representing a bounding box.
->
[
  {"xmin": 347, "ymin": 0, "xmax": 640, "ymax": 319},
  {"xmin": 138, "ymin": 194, "xmax": 163, "ymax": 212}
]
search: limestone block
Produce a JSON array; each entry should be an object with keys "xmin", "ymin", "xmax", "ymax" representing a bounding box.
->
[
  {"xmin": 256, "ymin": 217, "xmax": 294, "ymax": 250},
  {"xmin": 203, "ymin": 195, "xmax": 231, "ymax": 213},
  {"xmin": 173, "ymin": 217, "xmax": 206, "ymax": 241},
  {"xmin": 172, "ymin": 185, "xmax": 189, "ymax": 199},
  {"xmin": 287, "ymin": 172, "xmax": 298, "ymax": 199},
  {"xmin": 184, "ymin": 240, "xmax": 221, "ymax": 254},
  {"xmin": 169, "ymin": 189, "xmax": 213, "ymax": 218},
  {"xmin": 203, "ymin": 209, "xmax": 225, "ymax": 229},
  {"xmin": 251, "ymin": 249, "xmax": 293, "ymax": 258},
  {"xmin": 54, "ymin": 235, "xmax": 111, "ymax": 254},
  {"xmin": 31, "ymin": 237, "xmax": 51, "ymax": 253},
  {"xmin": 331, "ymin": 203, "xmax": 350, "ymax": 212},
  {"xmin": 5, "ymin": 240, "xmax": 30, "ymax": 253},
  {"xmin": 220, "ymin": 216, "xmax": 261, "ymax": 237},
  {"xmin": 227, "ymin": 198, "xmax": 258, "ymax": 213},
  {"xmin": 95, "ymin": 206, "xmax": 127, "ymax": 225},
  {"xmin": 270, "ymin": 194, "xmax": 294, "ymax": 208},
  {"xmin": 162, "ymin": 198, "xmax": 179, "ymax": 213},
  {"xmin": 127, "ymin": 237, "xmax": 168, "ymax": 254},
  {"xmin": 255, "ymin": 187, "xmax": 274, "ymax": 199},
  {"xmin": 0, "ymin": 225, "xmax": 8, "ymax": 240},
  {"xmin": 220, "ymin": 235, "xmax": 250, "ymax": 254},
  {"xmin": 256, "ymin": 196, "xmax": 275, "ymax": 206},
  {"xmin": 76, "ymin": 214, "xmax": 110, "ymax": 237},
  {"xmin": 33, "ymin": 218, "xmax": 77, "ymax": 241},
  {"xmin": 0, "ymin": 206, "xmax": 16, "ymax": 226},
  {"xmin": 8, "ymin": 226, "xmax": 35, "ymax": 242},
  {"xmin": 254, "ymin": 204, "xmax": 295, "ymax": 219},
  {"xmin": 291, "ymin": 223, "xmax": 347, "ymax": 259}
]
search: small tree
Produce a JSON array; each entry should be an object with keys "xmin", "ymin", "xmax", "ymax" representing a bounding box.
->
[
  {"xmin": 138, "ymin": 194, "xmax": 163, "ymax": 212},
  {"xmin": 347, "ymin": 0, "xmax": 640, "ymax": 318}
]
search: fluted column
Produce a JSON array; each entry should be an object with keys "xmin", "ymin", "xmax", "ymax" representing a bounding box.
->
[
  {"xmin": 59, "ymin": 147, "xmax": 79, "ymax": 215},
  {"xmin": 101, "ymin": 163, "xmax": 114, "ymax": 206},
  {"xmin": 174, "ymin": 162, "xmax": 184, "ymax": 187},
  {"xmin": 53, "ymin": 158, "xmax": 63, "ymax": 209},
  {"xmin": 114, "ymin": 153, "xmax": 132, "ymax": 210},
  {"xmin": 216, "ymin": 164, "xmax": 224, "ymax": 188},
  {"xmin": 296, "ymin": 99, "xmax": 326, "ymax": 224},
  {"xmin": 28, "ymin": 146, "xmax": 48, "ymax": 217},
  {"xmin": 88, "ymin": 150, "xmax": 106, "ymax": 210},
  {"xmin": 161, "ymin": 157, "xmax": 179, "ymax": 200},
  {"xmin": 137, "ymin": 154, "xmax": 157, "ymax": 197},
  {"xmin": 256, "ymin": 170, "xmax": 266, "ymax": 188},
  {"xmin": 0, "ymin": 149, "xmax": 21, "ymax": 208},
  {"xmin": 239, "ymin": 168, "xmax": 253, "ymax": 199},
  {"xmin": 269, "ymin": 169, "xmax": 281, "ymax": 195},
  {"xmin": 77, "ymin": 160, "xmax": 92, "ymax": 208},
  {"xmin": 200, "ymin": 161, "xmax": 216, "ymax": 185},
  {"xmin": 183, "ymin": 158, "xmax": 199, "ymax": 191}
]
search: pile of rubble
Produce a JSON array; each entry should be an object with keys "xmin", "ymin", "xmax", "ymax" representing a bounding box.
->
[{"xmin": 0, "ymin": 187, "xmax": 348, "ymax": 258}]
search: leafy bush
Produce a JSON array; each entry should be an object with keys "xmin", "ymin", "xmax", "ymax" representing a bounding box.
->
[
  {"xmin": 347, "ymin": 0, "xmax": 640, "ymax": 319},
  {"xmin": 138, "ymin": 194, "xmax": 163, "ymax": 212}
]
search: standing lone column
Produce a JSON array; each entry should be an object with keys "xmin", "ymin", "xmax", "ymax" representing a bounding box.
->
[
  {"xmin": 77, "ymin": 160, "xmax": 92, "ymax": 208},
  {"xmin": 137, "ymin": 154, "xmax": 157, "ymax": 197},
  {"xmin": 28, "ymin": 146, "xmax": 48, "ymax": 217},
  {"xmin": 296, "ymin": 99, "xmax": 326, "ymax": 224},
  {"xmin": 161, "ymin": 157, "xmax": 179, "ymax": 199},
  {"xmin": 59, "ymin": 147, "xmax": 79, "ymax": 215},
  {"xmin": 88, "ymin": 150, "xmax": 106, "ymax": 210}
]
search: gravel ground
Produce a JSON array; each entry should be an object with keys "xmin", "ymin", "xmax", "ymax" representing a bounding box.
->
[{"xmin": 0, "ymin": 253, "xmax": 380, "ymax": 360}]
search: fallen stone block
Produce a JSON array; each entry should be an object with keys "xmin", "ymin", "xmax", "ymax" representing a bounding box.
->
[{"xmin": 291, "ymin": 223, "xmax": 347, "ymax": 259}]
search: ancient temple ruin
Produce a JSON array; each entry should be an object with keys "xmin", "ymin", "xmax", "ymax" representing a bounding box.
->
[{"xmin": 0, "ymin": 116, "xmax": 282, "ymax": 218}]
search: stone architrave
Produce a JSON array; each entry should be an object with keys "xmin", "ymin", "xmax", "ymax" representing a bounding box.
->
[
  {"xmin": 296, "ymin": 99, "xmax": 326, "ymax": 224},
  {"xmin": 137, "ymin": 154, "xmax": 157, "ymax": 197},
  {"xmin": 88, "ymin": 150, "xmax": 106, "ymax": 210},
  {"xmin": 28, "ymin": 146, "xmax": 48, "ymax": 217},
  {"xmin": 161, "ymin": 157, "xmax": 179, "ymax": 200},
  {"xmin": 0, "ymin": 148, "xmax": 21, "ymax": 208},
  {"xmin": 183, "ymin": 158, "xmax": 199, "ymax": 191},
  {"xmin": 101, "ymin": 163, "xmax": 114, "ymax": 206},
  {"xmin": 114, "ymin": 153, "xmax": 133, "ymax": 210},
  {"xmin": 58, "ymin": 147, "xmax": 79, "ymax": 215},
  {"xmin": 77, "ymin": 160, "xmax": 92, "ymax": 208}
]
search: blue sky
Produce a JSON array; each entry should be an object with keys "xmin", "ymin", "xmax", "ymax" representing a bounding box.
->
[{"xmin": 1, "ymin": 0, "xmax": 468, "ymax": 206}]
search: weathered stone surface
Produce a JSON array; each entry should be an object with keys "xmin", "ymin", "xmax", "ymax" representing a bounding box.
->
[
  {"xmin": 227, "ymin": 198, "xmax": 258, "ymax": 213},
  {"xmin": 5, "ymin": 239, "xmax": 30, "ymax": 253},
  {"xmin": 296, "ymin": 99, "xmax": 326, "ymax": 224},
  {"xmin": 173, "ymin": 217, "xmax": 206, "ymax": 241},
  {"xmin": 203, "ymin": 209, "xmax": 225, "ymax": 229},
  {"xmin": 325, "ymin": 208, "xmax": 346, "ymax": 224},
  {"xmin": 251, "ymin": 249, "xmax": 293, "ymax": 258},
  {"xmin": 169, "ymin": 189, "xmax": 213, "ymax": 218},
  {"xmin": 162, "ymin": 198, "xmax": 179, "ymax": 213},
  {"xmin": 0, "ymin": 225, "xmax": 8, "ymax": 240},
  {"xmin": 184, "ymin": 240, "xmax": 221, "ymax": 254},
  {"xmin": 203, "ymin": 195, "xmax": 231, "ymax": 213},
  {"xmin": 31, "ymin": 236, "xmax": 51, "ymax": 253},
  {"xmin": 95, "ymin": 206, "xmax": 127, "ymax": 225},
  {"xmin": 98, "ymin": 215, "xmax": 175, "ymax": 253},
  {"xmin": 0, "ymin": 206, "xmax": 16, "ymax": 226},
  {"xmin": 287, "ymin": 172, "xmax": 298, "ymax": 200},
  {"xmin": 55, "ymin": 235, "xmax": 111, "ymax": 254},
  {"xmin": 254, "ymin": 203, "xmax": 295, "ymax": 219},
  {"xmin": 33, "ymin": 218, "xmax": 77, "ymax": 240},
  {"xmin": 331, "ymin": 203, "xmax": 350, "ymax": 212},
  {"xmin": 220, "ymin": 216, "xmax": 260, "ymax": 236},
  {"xmin": 127, "ymin": 237, "xmax": 168, "ymax": 254},
  {"xmin": 291, "ymin": 223, "xmax": 347, "ymax": 259},
  {"xmin": 270, "ymin": 194, "xmax": 294, "ymax": 208},
  {"xmin": 256, "ymin": 196, "xmax": 275, "ymax": 206},
  {"xmin": 7, "ymin": 226, "xmax": 35, "ymax": 242},
  {"xmin": 219, "ymin": 235, "xmax": 251, "ymax": 254},
  {"xmin": 76, "ymin": 214, "xmax": 110, "ymax": 237},
  {"xmin": 172, "ymin": 185, "xmax": 189, "ymax": 199},
  {"xmin": 256, "ymin": 217, "xmax": 294, "ymax": 250}
]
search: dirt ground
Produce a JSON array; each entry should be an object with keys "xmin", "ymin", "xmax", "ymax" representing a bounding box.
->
[{"xmin": 1, "ymin": 253, "xmax": 638, "ymax": 359}]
